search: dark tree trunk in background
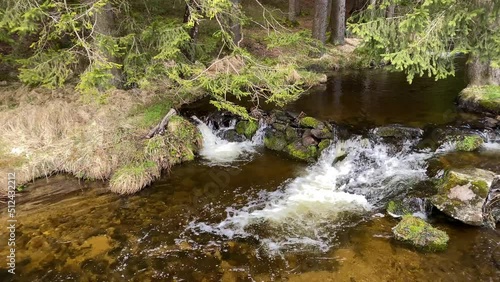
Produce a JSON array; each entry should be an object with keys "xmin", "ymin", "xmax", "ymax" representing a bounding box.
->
[
  {"xmin": 230, "ymin": 0, "xmax": 242, "ymax": 46},
  {"xmin": 295, "ymin": 0, "xmax": 301, "ymax": 17},
  {"xmin": 489, "ymin": 66, "xmax": 500, "ymax": 85},
  {"xmin": 183, "ymin": 0, "xmax": 200, "ymax": 61},
  {"xmin": 289, "ymin": 0, "xmax": 298, "ymax": 22},
  {"xmin": 312, "ymin": 0, "xmax": 329, "ymax": 43},
  {"xmin": 467, "ymin": 56, "xmax": 500, "ymax": 86},
  {"xmin": 330, "ymin": 0, "xmax": 346, "ymax": 45},
  {"xmin": 370, "ymin": 0, "xmax": 376, "ymax": 19},
  {"xmin": 386, "ymin": 4, "xmax": 395, "ymax": 18},
  {"xmin": 94, "ymin": 2, "xmax": 121, "ymax": 87}
]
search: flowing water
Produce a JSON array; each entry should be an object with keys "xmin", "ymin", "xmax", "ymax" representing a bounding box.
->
[{"xmin": 1, "ymin": 68, "xmax": 499, "ymax": 281}]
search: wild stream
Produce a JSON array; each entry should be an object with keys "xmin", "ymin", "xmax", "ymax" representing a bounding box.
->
[{"xmin": 1, "ymin": 68, "xmax": 499, "ymax": 281}]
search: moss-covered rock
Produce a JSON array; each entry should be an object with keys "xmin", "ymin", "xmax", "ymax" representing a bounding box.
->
[
  {"xmin": 311, "ymin": 126, "xmax": 332, "ymax": 139},
  {"xmin": 285, "ymin": 142, "xmax": 318, "ymax": 162},
  {"xmin": 264, "ymin": 131, "xmax": 287, "ymax": 151},
  {"xmin": 299, "ymin": 116, "xmax": 323, "ymax": 128},
  {"xmin": 235, "ymin": 120, "xmax": 258, "ymax": 139},
  {"xmin": 221, "ymin": 129, "xmax": 245, "ymax": 142},
  {"xmin": 285, "ymin": 126, "xmax": 300, "ymax": 142},
  {"xmin": 272, "ymin": 122, "xmax": 287, "ymax": 132},
  {"xmin": 392, "ymin": 215, "xmax": 449, "ymax": 251},
  {"xmin": 373, "ymin": 125, "xmax": 423, "ymax": 139},
  {"xmin": 387, "ymin": 200, "xmax": 411, "ymax": 218},
  {"xmin": 386, "ymin": 198, "xmax": 431, "ymax": 218},
  {"xmin": 454, "ymin": 135, "xmax": 484, "ymax": 152},
  {"xmin": 431, "ymin": 168, "xmax": 496, "ymax": 226},
  {"xmin": 458, "ymin": 85, "xmax": 500, "ymax": 115},
  {"xmin": 318, "ymin": 139, "xmax": 331, "ymax": 152}
]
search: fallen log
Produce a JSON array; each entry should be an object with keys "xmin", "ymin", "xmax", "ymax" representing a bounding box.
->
[{"xmin": 145, "ymin": 108, "xmax": 177, "ymax": 139}]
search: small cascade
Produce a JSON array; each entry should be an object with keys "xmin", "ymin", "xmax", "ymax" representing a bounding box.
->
[
  {"xmin": 482, "ymin": 129, "xmax": 500, "ymax": 150},
  {"xmin": 192, "ymin": 116, "xmax": 265, "ymax": 165},
  {"xmin": 187, "ymin": 135, "xmax": 431, "ymax": 252}
]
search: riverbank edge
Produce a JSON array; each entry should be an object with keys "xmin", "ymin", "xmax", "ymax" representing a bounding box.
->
[{"xmin": 458, "ymin": 85, "xmax": 500, "ymax": 116}]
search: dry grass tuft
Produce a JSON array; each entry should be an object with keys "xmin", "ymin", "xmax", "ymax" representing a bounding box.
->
[{"xmin": 0, "ymin": 86, "xmax": 203, "ymax": 197}]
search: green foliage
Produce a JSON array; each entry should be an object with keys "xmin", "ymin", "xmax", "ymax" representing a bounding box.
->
[
  {"xmin": 1, "ymin": 0, "xmax": 312, "ymax": 118},
  {"xmin": 349, "ymin": 0, "xmax": 500, "ymax": 83},
  {"xmin": 18, "ymin": 49, "xmax": 76, "ymax": 88}
]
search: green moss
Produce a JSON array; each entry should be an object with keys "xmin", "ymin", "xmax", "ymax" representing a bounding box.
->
[
  {"xmin": 264, "ymin": 133, "xmax": 288, "ymax": 151},
  {"xmin": 386, "ymin": 200, "xmax": 415, "ymax": 218},
  {"xmin": 392, "ymin": 215, "xmax": 449, "ymax": 251},
  {"xmin": 299, "ymin": 116, "xmax": 321, "ymax": 128},
  {"xmin": 140, "ymin": 101, "xmax": 173, "ymax": 128},
  {"xmin": 455, "ymin": 135, "xmax": 483, "ymax": 152},
  {"xmin": 459, "ymin": 86, "xmax": 500, "ymax": 114},
  {"xmin": 285, "ymin": 142, "xmax": 318, "ymax": 162},
  {"xmin": 285, "ymin": 126, "xmax": 299, "ymax": 141},
  {"xmin": 235, "ymin": 120, "xmax": 259, "ymax": 139},
  {"xmin": 318, "ymin": 139, "xmax": 331, "ymax": 152},
  {"xmin": 471, "ymin": 180, "xmax": 489, "ymax": 198},
  {"xmin": 438, "ymin": 170, "xmax": 469, "ymax": 193}
]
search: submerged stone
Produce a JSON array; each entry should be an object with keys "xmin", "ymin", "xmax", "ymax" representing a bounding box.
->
[
  {"xmin": 221, "ymin": 129, "xmax": 245, "ymax": 142},
  {"xmin": 373, "ymin": 125, "xmax": 423, "ymax": 139},
  {"xmin": 235, "ymin": 120, "xmax": 258, "ymax": 139},
  {"xmin": 392, "ymin": 215, "xmax": 449, "ymax": 251},
  {"xmin": 386, "ymin": 198, "xmax": 432, "ymax": 219},
  {"xmin": 431, "ymin": 168, "xmax": 496, "ymax": 226},
  {"xmin": 454, "ymin": 135, "xmax": 484, "ymax": 152}
]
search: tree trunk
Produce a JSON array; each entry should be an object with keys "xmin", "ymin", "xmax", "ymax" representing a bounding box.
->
[
  {"xmin": 312, "ymin": 0, "xmax": 329, "ymax": 43},
  {"xmin": 467, "ymin": 56, "xmax": 491, "ymax": 86},
  {"xmin": 295, "ymin": 0, "xmax": 301, "ymax": 16},
  {"xmin": 230, "ymin": 0, "xmax": 242, "ymax": 46},
  {"xmin": 489, "ymin": 65, "xmax": 500, "ymax": 86},
  {"xmin": 183, "ymin": 1, "xmax": 200, "ymax": 61},
  {"xmin": 386, "ymin": 4, "xmax": 395, "ymax": 18},
  {"xmin": 370, "ymin": 0, "xmax": 376, "ymax": 19},
  {"xmin": 93, "ymin": 2, "xmax": 121, "ymax": 87},
  {"xmin": 330, "ymin": 0, "xmax": 346, "ymax": 45},
  {"xmin": 289, "ymin": 0, "xmax": 297, "ymax": 22}
]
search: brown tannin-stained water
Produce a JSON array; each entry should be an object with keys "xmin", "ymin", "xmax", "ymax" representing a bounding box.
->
[{"xmin": 1, "ymin": 68, "xmax": 499, "ymax": 281}]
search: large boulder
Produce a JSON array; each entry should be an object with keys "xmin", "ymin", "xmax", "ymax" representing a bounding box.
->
[
  {"xmin": 392, "ymin": 215, "xmax": 449, "ymax": 251},
  {"xmin": 431, "ymin": 168, "xmax": 496, "ymax": 226}
]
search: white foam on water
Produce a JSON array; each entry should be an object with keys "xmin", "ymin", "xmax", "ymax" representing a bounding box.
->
[
  {"xmin": 188, "ymin": 136, "xmax": 431, "ymax": 252},
  {"xmin": 483, "ymin": 130, "xmax": 500, "ymax": 150},
  {"xmin": 192, "ymin": 116, "xmax": 265, "ymax": 165}
]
